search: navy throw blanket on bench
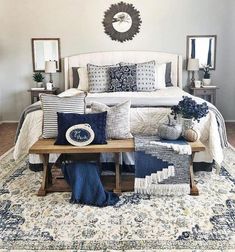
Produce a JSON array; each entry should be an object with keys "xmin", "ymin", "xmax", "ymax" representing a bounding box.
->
[{"xmin": 61, "ymin": 162, "xmax": 119, "ymax": 207}]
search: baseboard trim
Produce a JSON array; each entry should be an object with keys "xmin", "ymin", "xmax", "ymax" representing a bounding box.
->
[
  {"xmin": 0, "ymin": 120, "xmax": 18, "ymax": 123},
  {"xmin": 0, "ymin": 147, "xmax": 14, "ymax": 161},
  {"xmin": 225, "ymin": 120, "xmax": 235, "ymax": 123}
]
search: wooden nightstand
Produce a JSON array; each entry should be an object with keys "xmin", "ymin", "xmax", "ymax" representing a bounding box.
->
[
  {"xmin": 190, "ymin": 86, "xmax": 218, "ymax": 105},
  {"xmin": 28, "ymin": 88, "xmax": 59, "ymax": 104}
]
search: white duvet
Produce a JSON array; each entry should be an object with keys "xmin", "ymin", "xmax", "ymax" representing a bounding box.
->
[{"xmin": 14, "ymin": 87, "xmax": 224, "ymax": 166}]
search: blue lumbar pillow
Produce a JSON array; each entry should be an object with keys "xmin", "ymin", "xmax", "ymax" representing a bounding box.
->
[{"xmin": 55, "ymin": 112, "xmax": 107, "ymax": 145}]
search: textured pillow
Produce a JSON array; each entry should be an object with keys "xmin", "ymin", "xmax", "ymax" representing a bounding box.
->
[
  {"xmin": 109, "ymin": 65, "xmax": 137, "ymax": 92},
  {"xmin": 90, "ymin": 100, "xmax": 133, "ymax": 139},
  {"xmin": 40, "ymin": 94, "xmax": 86, "ymax": 138},
  {"xmin": 87, "ymin": 63, "xmax": 119, "ymax": 93},
  {"xmin": 55, "ymin": 112, "xmax": 107, "ymax": 145},
  {"xmin": 121, "ymin": 61, "xmax": 156, "ymax": 91}
]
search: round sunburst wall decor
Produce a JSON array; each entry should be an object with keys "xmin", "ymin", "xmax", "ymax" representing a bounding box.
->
[{"xmin": 102, "ymin": 2, "xmax": 142, "ymax": 43}]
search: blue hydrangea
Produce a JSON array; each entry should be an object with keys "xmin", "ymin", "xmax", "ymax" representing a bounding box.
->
[{"xmin": 171, "ymin": 96, "xmax": 209, "ymax": 122}]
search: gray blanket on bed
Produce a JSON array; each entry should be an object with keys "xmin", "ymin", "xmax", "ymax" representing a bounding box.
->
[{"xmin": 15, "ymin": 102, "xmax": 41, "ymax": 143}]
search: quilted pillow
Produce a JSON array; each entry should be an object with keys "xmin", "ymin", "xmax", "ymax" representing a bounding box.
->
[
  {"xmin": 120, "ymin": 61, "xmax": 156, "ymax": 91},
  {"xmin": 40, "ymin": 94, "xmax": 86, "ymax": 138},
  {"xmin": 87, "ymin": 63, "xmax": 119, "ymax": 93},
  {"xmin": 90, "ymin": 100, "xmax": 133, "ymax": 139},
  {"xmin": 55, "ymin": 112, "xmax": 107, "ymax": 145},
  {"xmin": 108, "ymin": 65, "xmax": 137, "ymax": 92}
]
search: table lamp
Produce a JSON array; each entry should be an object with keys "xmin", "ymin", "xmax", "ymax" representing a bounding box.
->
[
  {"xmin": 45, "ymin": 61, "xmax": 56, "ymax": 90},
  {"xmin": 187, "ymin": 58, "xmax": 199, "ymax": 87}
]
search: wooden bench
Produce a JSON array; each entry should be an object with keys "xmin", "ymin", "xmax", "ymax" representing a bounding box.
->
[{"xmin": 29, "ymin": 138, "xmax": 205, "ymax": 196}]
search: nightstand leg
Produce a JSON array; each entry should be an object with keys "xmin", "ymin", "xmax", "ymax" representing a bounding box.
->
[{"xmin": 31, "ymin": 94, "xmax": 34, "ymax": 104}]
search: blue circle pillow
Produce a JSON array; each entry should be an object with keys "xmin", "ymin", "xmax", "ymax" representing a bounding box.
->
[{"xmin": 55, "ymin": 112, "xmax": 107, "ymax": 145}]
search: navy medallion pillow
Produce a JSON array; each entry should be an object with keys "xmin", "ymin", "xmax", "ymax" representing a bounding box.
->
[
  {"xmin": 55, "ymin": 112, "xmax": 107, "ymax": 145},
  {"xmin": 108, "ymin": 65, "xmax": 137, "ymax": 92},
  {"xmin": 120, "ymin": 61, "xmax": 156, "ymax": 91}
]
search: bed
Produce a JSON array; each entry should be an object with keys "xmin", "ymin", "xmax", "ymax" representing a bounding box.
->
[{"xmin": 14, "ymin": 51, "xmax": 228, "ymax": 171}]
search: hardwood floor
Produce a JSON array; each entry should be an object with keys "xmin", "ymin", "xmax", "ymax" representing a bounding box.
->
[
  {"xmin": 225, "ymin": 122, "xmax": 235, "ymax": 147},
  {"xmin": 0, "ymin": 122, "xmax": 235, "ymax": 158},
  {"xmin": 0, "ymin": 123, "xmax": 18, "ymax": 157}
]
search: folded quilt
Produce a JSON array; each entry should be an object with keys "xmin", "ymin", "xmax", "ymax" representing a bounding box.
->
[
  {"xmin": 134, "ymin": 136, "xmax": 191, "ymax": 196},
  {"xmin": 61, "ymin": 161, "xmax": 119, "ymax": 207}
]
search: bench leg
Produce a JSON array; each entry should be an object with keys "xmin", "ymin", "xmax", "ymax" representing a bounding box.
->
[
  {"xmin": 38, "ymin": 154, "xmax": 49, "ymax": 196},
  {"xmin": 190, "ymin": 153, "xmax": 199, "ymax": 196},
  {"xmin": 113, "ymin": 152, "xmax": 122, "ymax": 195}
]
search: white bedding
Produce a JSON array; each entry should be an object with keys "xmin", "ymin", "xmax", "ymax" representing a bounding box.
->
[
  {"xmin": 14, "ymin": 87, "xmax": 224, "ymax": 166},
  {"xmin": 86, "ymin": 87, "xmax": 184, "ymax": 107}
]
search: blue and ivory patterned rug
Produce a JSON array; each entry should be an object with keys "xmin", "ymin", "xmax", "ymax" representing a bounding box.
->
[{"xmin": 0, "ymin": 147, "xmax": 235, "ymax": 251}]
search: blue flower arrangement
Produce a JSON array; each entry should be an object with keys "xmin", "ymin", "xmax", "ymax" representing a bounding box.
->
[{"xmin": 171, "ymin": 96, "xmax": 209, "ymax": 122}]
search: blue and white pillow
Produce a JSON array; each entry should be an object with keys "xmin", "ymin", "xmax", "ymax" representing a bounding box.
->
[
  {"xmin": 87, "ymin": 63, "xmax": 119, "ymax": 93},
  {"xmin": 120, "ymin": 61, "xmax": 156, "ymax": 92},
  {"xmin": 108, "ymin": 65, "xmax": 137, "ymax": 92},
  {"xmin": 55, "ymin": 112, "xmax": 107, "ymax": 145}
]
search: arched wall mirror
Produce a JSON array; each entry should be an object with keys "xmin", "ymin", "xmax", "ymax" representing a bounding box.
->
[
  {"xmin": 187, "ymin": 35, "xmax": 217, "ymax": 70},
  {"xmin": 31, "ymin": 38, "xmax": 61, "ymax": 72}
]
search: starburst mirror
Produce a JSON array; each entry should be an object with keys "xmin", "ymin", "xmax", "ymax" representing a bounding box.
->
[{"xmin": 102, "ymin": 2, "xmax": 142, "ymax": 43}]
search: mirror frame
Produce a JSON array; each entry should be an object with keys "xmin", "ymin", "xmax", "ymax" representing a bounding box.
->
[
  {"xmin": 186, "ymin": 35, "xmax": 217, "ymax": 70},
  {"xmin": 31, "ymin": 38, "xmax": 61, "ymax": 72}
]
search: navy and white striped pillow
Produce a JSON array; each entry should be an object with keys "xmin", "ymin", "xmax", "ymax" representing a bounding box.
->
[{"xmin": 40, "ymin": 94, "xmax": 86, "ymax": 138}]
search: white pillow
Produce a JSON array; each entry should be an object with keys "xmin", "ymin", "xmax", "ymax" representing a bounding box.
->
[
  {"xmin": 77, "ymin": 67, "xmax": 89, "ymax": 91},
  {"xmin": 155, "ymin": 63, "xmax": 166, "ymax": 89},
  {"xmin": 90, "ymin": 100, "xmax": 133, "ymax": 139}
]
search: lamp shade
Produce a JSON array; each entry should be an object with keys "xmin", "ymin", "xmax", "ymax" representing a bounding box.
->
[
  {"xmin": 45, "ymin": 61, "xmax": 56, "ymax": 73},
  {"xmin": 187, "ymin": 58, "xmax": 199, "ymax": 71}
]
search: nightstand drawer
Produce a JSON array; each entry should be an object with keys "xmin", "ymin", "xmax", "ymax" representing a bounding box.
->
[
  {"xmin": 190, "ymin": 86, "xmax": 218, "ymax": 106},
  {"xmin": 194, "ymin": 89, "xmax": 214, "ymax": 96}
]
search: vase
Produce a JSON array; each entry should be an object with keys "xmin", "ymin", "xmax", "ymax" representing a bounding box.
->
[
  {"xmin": 36, "ymin": 82, "xmax": 43, "ymax": 88},
  {"xmin": 202, "ymin": 78, "xmax": 211, "ymax": 86},
  {"xmin": 181, "ymin": 117, "xmax": 194, "ymax": 133}
]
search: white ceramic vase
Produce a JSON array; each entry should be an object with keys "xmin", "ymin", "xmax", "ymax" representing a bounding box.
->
[
  {"xmin": 202, "ymin": 78, "xmax": 211, "ymax": 86},
  {"xmin": 181, "ymin": 117, "xmax": 194, "ymax": 133},
  {"xmin": 36, "ymin": 82, "xmax": 43, "ymax": 88}
]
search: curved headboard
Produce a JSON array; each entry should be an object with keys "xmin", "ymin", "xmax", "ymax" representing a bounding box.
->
[{"xmin": 63, "ymin": 51, "xmax": 183, "ymax": 90}]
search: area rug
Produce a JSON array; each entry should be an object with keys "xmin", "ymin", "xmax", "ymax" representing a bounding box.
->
[{"xmin": 0, "ymin": 147, "xmax": 235, "ymax": 251}]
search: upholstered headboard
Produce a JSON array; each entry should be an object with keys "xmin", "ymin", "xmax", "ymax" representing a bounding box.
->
[{"xmin": 63, "ymin": 51, "xmax": 183, "ymax": 90}]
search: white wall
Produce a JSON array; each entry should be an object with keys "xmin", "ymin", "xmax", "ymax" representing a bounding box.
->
[
  {"xmin": 0, "ymin": 0, "xmax": 233, "ymax": 121},
  {"xmin": 216, "ymin": 0, "xmax": 235, "ymax": 121}
]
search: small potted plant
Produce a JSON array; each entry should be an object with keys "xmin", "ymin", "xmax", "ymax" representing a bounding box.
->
[
  {"xmin": 202, "ymin": 65, "xmax": 211, "ymax": 86},
  {"xmin": 33, "ymin": 72, "xmax": 45, "ymax": 88},
  {"xmin": 171, "ymin": 96, "xmax": 209, "ymax": 131}
]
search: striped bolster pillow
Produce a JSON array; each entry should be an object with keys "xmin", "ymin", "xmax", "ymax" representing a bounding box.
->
[{"xmin": 40, "ymin": 93, "xmax": 86, "ymax": 138}]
